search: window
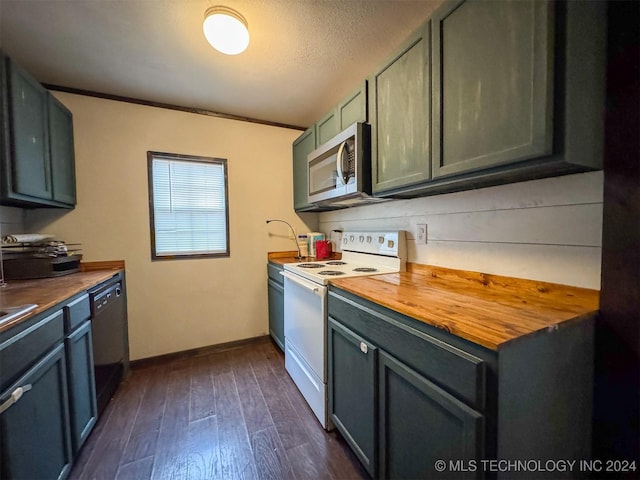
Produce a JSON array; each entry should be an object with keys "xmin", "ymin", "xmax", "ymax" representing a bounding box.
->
[{"xmin": 147, "ymin": 151, "xmax": 229, "ymax": 260}]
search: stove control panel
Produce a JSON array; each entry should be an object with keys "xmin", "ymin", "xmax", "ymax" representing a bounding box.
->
[{"xmin": 341, "ymin": 231, "xmax": 406, "ymax": 259}]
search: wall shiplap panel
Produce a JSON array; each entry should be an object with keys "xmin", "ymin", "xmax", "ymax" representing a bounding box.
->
[
  {"xmin": 418, "ymin": 204, "xmax": 602, "ymax": 246},
  {"xmin": 410, "ymin": 242, "xmax": 601, "ymax": 288},
  {"xmin": 319, "ymin": 171, "xmax": 603, "ymax": 289},
  {"xmin": 0, "ymin": 206, "xmax": 25, "ymax": 234}
]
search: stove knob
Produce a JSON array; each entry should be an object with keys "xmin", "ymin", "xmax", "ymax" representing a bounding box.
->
[
  {"xmin": 378, "ymin": 236, "xmax": 384, "ymax": 244},
  {"xmin": 342, "ymin": 237, "xmax": 348, "ymax": 244},
  {"xmin": 366, "ymin": 236, "xmax": 372, "ymax": 243},
  {"xmin": 350, "ymin": 235, "xmax": 355, "ymax": 242},
  {"xmin": 359, "ymin": 235, "xmax": 364, "ymax": 243},
  {"xmin": 387, "ymin": 240, "xmax": 395, "ymax": 248}
]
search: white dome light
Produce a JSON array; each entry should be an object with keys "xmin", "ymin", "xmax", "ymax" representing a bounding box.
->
[{"xmin": 203, "ymin": 6, "xmax": 250, "ymax": 55}]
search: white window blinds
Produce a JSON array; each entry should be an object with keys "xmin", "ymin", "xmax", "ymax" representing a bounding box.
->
[{"xmin": 148, "ymin": 153, "xmax": 229, "ymax": 259}]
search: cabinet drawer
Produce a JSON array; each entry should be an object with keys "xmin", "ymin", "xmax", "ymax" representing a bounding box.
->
[
  {"xmin": 0, "ymin": 309, "xmax": 64, "ymax": 392},
  {"xmin": 329, "ymin": 290, "xmax": 486, "ymax": 411},
  {"xmin": 64, "ymin": 293, "xmax": 90, "ymax": 332},
  {"xmin": 267, "ymin": 263, "xmax": 284, "ymax": 284}
]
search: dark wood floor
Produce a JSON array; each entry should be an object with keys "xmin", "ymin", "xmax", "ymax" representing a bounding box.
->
[{"xmin": 69, "ymin": 338, "xmax": 368, "ymax": 480}]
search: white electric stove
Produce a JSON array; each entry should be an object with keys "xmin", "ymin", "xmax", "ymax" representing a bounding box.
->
[{"xmin": 280, "ymin": 231, "xmax": 406, "ymax": 428}]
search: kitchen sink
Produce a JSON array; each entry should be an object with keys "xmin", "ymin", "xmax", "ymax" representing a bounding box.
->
[{"xmin": 0, "ymin": 304, "xmax": 38, "ymax": 327}]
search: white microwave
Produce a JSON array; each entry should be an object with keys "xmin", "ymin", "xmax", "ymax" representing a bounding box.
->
[{"xmin": 307, "ymin": 122, "xmax": 379, "ymax": 207}]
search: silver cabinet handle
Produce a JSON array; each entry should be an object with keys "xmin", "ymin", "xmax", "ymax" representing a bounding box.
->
[{"xmin": 0, "ymin": 384, "xmax": 33, "ymax": 414}]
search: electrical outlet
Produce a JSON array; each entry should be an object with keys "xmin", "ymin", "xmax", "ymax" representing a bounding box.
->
[{"xmin": 415, "ymin": 224, "xmax": 427, "ymax": 244}]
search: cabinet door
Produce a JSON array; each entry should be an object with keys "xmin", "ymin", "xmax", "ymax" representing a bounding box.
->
[
  {"xmin": 379, "ymin": 351, "xmax": 484, "ymax": 480},
  {"xmin": 370, "ymin": 23, "xmax": 431, "ymax": 195},
  {"xmin": 317, "ymin": 109, "xmax": 339, "ymax": 146},
  {"xmin": 66, "ymin": 320, "xmax": 98, "ymax": 453},
  {"xmin": 48, "ymin": 94, "xmax": 76, "ymax": 206},
  {"xmin": 328, "ymin": 318, "xmax": 377, "ymax": 477},
  {"xmin": 339, "ymin": 81, "xmax": 367, "ymax": 130},
  {"xmin": 267, "ymin": 277, "xmax": 285, "ymax": 351},
  {"xmin": 292, "ymin": 125, "xmax": 316, "ymax": 211},
  {"xmin": 7, "ymin": 58, "xmax": 51, "ymax": 200},
  {"xmin": 0, "ymin": 343, "xmax": 72, "ymax": 480},
  {"xmin": 432, "ymin": 0, "xmax": 554, "ymax": 179}
]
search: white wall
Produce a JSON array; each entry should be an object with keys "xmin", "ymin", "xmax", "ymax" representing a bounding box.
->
[
  {"xmin": 319, "ymin": 171, "xmax": 603, "ymax": 289},
  {"xmin": 26, "ymin": 92, "xmax": 317, "ymax": 360}
]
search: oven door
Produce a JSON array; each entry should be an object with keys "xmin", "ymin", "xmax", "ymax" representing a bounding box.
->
[{"xmin": 281, "ymin": 271, "xmax": 328, "ymax": 427}]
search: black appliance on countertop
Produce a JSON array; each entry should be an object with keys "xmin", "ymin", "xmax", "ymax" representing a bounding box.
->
[{"xmin": 1, "ymin": 241, "xmax": 82, "ymax": 279}]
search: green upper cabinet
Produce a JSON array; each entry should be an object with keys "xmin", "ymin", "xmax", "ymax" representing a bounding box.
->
[
  {"xmin": 338, "ymin": 81, "xmax": 367, "ymax": 130},
  {"xmin": 432, "ymin": 0, "xmax": 554, "ymax": 179},
  {"xmin": 316, "ymin": 81, "xmax": 368, "ymax": 147},
  {"xmin": 5, "ymin": 56, "xmax": 51, "ymax": 201},
  {"xmin": 292, "ymin": 125, "xmax": 316, "ymax": 211},
  {"xmin": 316, "ymin": 109, "xmax": 339, "ymax": 146},
  {"xmin": 48, "ymin": 94, "xmax": 77, "ymax": 206},
  {"xmin": 369, "ymin": 23, "xmax": 431, "ymax": 195},
  {"xmin": 381, "ymin": 0, "xmax": 606, "ymax": 198},
  {"xmin": 292, "ymin": 81, "xmax": 367, "ymax": 212},
  {"xmin": 1, "ymin": 52, "xmax": 77, "ymax": 208}
]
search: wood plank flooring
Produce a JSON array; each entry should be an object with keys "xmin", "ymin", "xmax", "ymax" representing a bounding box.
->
[{"xmin": 69, "ymin": 338, "xmax": 368, "ymax": 480}]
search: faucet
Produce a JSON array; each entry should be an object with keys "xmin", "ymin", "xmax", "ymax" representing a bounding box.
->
[{"xmin": 266, "ymin": 219, "xmax": 302, "ymax": 259}]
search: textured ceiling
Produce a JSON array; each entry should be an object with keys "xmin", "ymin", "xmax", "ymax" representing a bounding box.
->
[{"xmin": 0, "ymin": 0, "xmax": 442, "ymax": 129}]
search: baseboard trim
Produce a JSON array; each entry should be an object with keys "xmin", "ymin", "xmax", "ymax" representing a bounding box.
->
[{"xmin": 130, "ymin": 335, "xmax": 272, "ymax": 369}]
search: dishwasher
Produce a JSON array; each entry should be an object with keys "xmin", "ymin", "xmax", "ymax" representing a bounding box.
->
[{"xmin": 89, "ymin": 275, "xmax": 126, "ymax": 415}]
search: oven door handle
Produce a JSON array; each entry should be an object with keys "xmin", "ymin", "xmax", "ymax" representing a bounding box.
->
[{"xmin": 280, "ymin": 270, "xmax": 322, "ymax": 294}]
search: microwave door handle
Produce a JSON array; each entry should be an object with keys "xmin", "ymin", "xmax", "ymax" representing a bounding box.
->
[{"xmin": 336, "ymin": 141, "xmax": 347, "ymax": 186}]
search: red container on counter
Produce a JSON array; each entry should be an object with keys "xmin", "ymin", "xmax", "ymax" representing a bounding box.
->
[{"xmin": 315, "ymin": 240, "xmax": 332, "ymax": 260}]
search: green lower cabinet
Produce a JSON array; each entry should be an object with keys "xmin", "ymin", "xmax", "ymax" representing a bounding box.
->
[
  {"xmin": 328, "ymin": 285, "xmax": 595, "ymax": 480},
  {"xmin": 379, "ymin": 351, "xmax": 484, "ymax": 480},
  {"xmin": 66, "ymin": 319, "xmax": 98, "ymax": 453},
  {"xmin": 267, "ymin": 262, "xmax": 285, "ymax": 351},
  {"xmin": 328, "ymin": 318, "xmax": 378, "ymax": 477},
  {"xmin": 267, "ymin": 277, "xmax": 285, "ymax": 351},
  {"xmin": 0, "ymin": 343, "xmax": 73, "ymax": 480}
]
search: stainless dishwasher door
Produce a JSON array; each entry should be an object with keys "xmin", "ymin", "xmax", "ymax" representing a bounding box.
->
[{"xmin": 89, "ymin": 278, "xmax": 125, "ymax": 414}]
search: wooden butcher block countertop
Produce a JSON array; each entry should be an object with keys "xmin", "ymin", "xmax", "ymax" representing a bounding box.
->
[
  {"xmin": 329, "ymin": 264, "xmax": 599, "ymax": 351},
  {"xmin": 0, "ymin": 261, "xmax": 124, "ymax": 334}
]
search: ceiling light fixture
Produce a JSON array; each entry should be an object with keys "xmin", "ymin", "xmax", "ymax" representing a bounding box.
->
[{"xmin": 203, "ymin": 6, "xmax": 250, "ymax": 55}]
